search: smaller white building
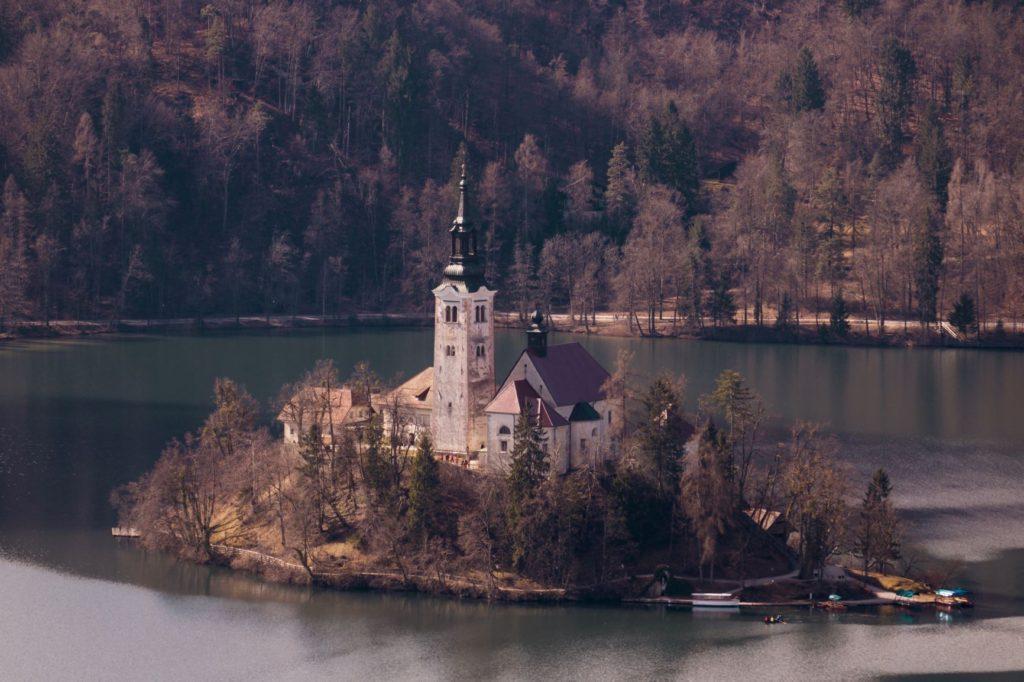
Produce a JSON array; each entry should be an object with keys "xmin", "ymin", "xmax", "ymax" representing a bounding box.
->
[{"xmin": 483, "ymin": 311, "xmax": 613, "ymax": 474}]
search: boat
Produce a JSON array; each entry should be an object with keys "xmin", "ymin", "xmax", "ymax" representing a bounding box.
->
[
  {"xmin": 935, "ymin": 595, "xmax": 974, "ymax": 609},
  {"xmin": 895, "ymin": 589, "xmax": 920, "ymax": 608},
  {"xmin": 816, "ymin": 595, "xmax": 847, "ymax": 611},
  {"xmin": 935, "ymin": 587, "xmax": 973, "ymax": 609},
  {"xmin": 692, "ymin": 592, "xmax": 741, "ymax": 608}
]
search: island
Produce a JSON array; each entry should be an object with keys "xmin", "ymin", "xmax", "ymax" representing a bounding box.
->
[{"xmin": 112, "ymin": 174, "xmax": 965, "ymax": 614}]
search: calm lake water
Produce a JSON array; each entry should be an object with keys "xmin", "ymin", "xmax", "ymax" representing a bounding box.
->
[{"xmin": 1, "ymin": 329, "xmax": 1023, "ymax": 679}]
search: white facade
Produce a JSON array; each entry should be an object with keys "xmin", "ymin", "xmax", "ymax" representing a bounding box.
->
[
  {"xmin": 430, "ymin": 283, "xmax": 496, "ymax": 456},
  {"xmin": 484, "ymin": 346, "xmax": 613, "ymax": 474}
]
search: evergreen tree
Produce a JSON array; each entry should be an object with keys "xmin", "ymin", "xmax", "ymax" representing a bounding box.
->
[
  {"xmin": 792, "ymin": 48, "xmax": 826, "ymax": 112},
  {"xmin": 913, "ymin": 216, "xmax": 944, "ymax": 323},
  {"xmin": 378, "ymin": 29, "xmax": 421, "ymax": 168},
  {"xmin": 101, "ymin": 79, "xmax": 127, "ymax": 170},
  {"xmin": 843, "ymin": 0, "xmax": 879, "ymax": 17},
  {"xmin": 775, "ymin": 292, "xmax": 795, "ymax": 330},
  {"xmin": 507, "ymin": 411, "xmax": 548, "ymax": 509},
  {"xmin": 297, "ymin": 424, "xmax": 330, "ymax": 527},
  {"xmin": 361, "ymin": 417, "xmax": 394, "ymax": 507},
  {"xmin": 638, "ymin": 102, "xmax": 700, "ymax": 213},
  {"xmin": 829, "ymin": 292, "xmax": 850, "ymax": 337},
  {"xmin": 407, "ymin": 434, "xmax": 451, "ymax": 545},
  {"xmin": 506, "ymin": 410, "xmax": 549, "ymax": 568},
  {"xmin": 875, "ymin": 38, "xmax": 917, "ymax": 169},
  {"xmin": 948, "ymin": 292, "xmax": 977, "ymax": 336},
  {"xmin": 636, "ymin": 375, "xmax": 690, "ymax": 496},
  {"xmin": 708, "ymin": 275, "xmax": 736, "ymax": 327},
  {"xmin": 604, "ymin": 142, "xmax": 636, "ymax": 239},
  {"xmin": 915, "ymin": 103, "xmax": 952, "ymax": 207},
  {"xmin": 857, "ymin": 468, "xmax": 900, "ymax": 573}
]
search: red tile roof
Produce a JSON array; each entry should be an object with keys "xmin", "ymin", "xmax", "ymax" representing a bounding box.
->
[{"xmin": 526, "ymin": 343, "xmax": 609, "ymax": 407}]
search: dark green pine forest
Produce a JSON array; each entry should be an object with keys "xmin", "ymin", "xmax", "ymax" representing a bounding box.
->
[{"xmin": 1, "ymin": 0, "xmax": 1023, "ymax": 332}]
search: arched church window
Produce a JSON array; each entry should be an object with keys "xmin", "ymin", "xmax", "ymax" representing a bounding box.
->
[
  {"xmin": 479, "ymin": 306, "xmax": 486, "ymax": 322},
  {"xmin": 452, "ymin": 306, "xmax": 458, "ymax": 323},
  {"xmin": 444, "ymin": 306, "xmax": 451, "ymax": 323},
  {"xmin": 498, "ymin": 425, "xmax": 511, "ymax": 435}
]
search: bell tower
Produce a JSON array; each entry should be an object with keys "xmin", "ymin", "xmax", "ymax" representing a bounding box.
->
[{"xmin": 431, "ymin": 165, "xmax": 496, "ymax": 457}]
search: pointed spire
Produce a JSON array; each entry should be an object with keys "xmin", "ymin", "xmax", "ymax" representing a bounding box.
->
[
  {"xmin": 442, "ymin": 160, "xmax": 486, "ymax": 290},
  {"xmin": 454, "ymin": 161, "xmax": 468, "ymax": 231},
  {"xmin": 455, "ymin": 162, "xmax": 467, "ymax": 229}
]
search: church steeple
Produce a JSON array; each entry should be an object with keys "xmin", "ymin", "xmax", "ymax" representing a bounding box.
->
[{"xmin": 443, "ymin": 164, "xmax": 486, "ymax": 291}]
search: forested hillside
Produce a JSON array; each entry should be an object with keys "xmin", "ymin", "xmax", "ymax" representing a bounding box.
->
[{"xmin": 0, "ymin": 0, "xmax": 1023, "ymax": 331}]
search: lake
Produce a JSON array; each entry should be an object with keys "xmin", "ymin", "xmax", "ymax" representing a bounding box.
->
[{"xmin": 1, "ymin": 329, "xmax": 1023, "ymax": 679}]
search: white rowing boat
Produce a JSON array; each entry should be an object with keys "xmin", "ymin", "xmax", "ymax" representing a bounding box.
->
[{"xmin": 692, "ymin": 592, "xmax": 741, "ymax": 608}]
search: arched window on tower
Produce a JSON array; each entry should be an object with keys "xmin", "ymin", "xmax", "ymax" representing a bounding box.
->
[
  {"xmin": 480, "ymin": 306, "xmax": 486, "ymax": 322},
  {"xmin": 452, "ymin": 306, "xmax": 458, "ymax": 323},
  {"xmin": 444, "ymin": 306, "xmax": 451, "ymax": 323}
]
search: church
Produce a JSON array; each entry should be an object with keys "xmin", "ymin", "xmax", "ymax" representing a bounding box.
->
[{"xmin": 384, "ymin": 167, "xmax": 614, "ymax": 474}]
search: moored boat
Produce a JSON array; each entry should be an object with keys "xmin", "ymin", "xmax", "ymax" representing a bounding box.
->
[{"xmin": 692, "ymin": 592, "xmax": 741, "ymax": 608}]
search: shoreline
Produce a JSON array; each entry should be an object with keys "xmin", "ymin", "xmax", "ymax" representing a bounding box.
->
[
  {"xmin": 152, "ymin": 541, "xmax": 918, "ymax": 614},
  {"xmin": 3, "ymin": 310, "xmax": 1023, "ymax": 351}
]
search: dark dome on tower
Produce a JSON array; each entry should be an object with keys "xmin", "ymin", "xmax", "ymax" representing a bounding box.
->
[{"xmin": 441, "ymin": 163, "xmax": 487, "ymax": 292}]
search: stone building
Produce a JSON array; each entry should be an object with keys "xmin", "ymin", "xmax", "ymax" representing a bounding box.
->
[
  {"xmin": 277, "ymin": 386, "xmax": 374, "ymax": 445},
  {"xmin": 383, "ymin": 166, "xmax": 614, "ymax": 473}
]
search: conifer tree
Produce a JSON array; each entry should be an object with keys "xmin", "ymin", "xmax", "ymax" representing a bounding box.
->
[
  {"xmin": 361, "ymin": 417, "xmax": 394, "ymax": 507},
  {"xmin": 636, "ymin": 375, "xmax": 689, "ymax": 496},
  {"xmin": 843, "ymin": 0, "xmax": 879, "ymax": 17},
  {"xmin": 913, "ymin": 216, "xmax": 944, "ymax": 323},
  {"xmin": 507, "ymin": 410, "xmax": 548, "ymax": 509},
  {"xmin": 604, "ymin": 142, "xmax": 636, "ymax": 238},
  {"xmin": 829, "ymin": 292, "xmax": 850, "ymax": 337},
  {"xmin": 915, "ymin": 103, "xmax": 952, "ymax": 207},
  {"xmin": 948, "ymin": 292, "xmax": 977, "ymax": 336},
  {"xmin": 407, "ymin": 434, "xmax": 451, "ymax": 545},
  {"xmin": 875, "ymin": 38, "xmax": 917, "ymax": 169},
  {"xmin": 708, "ymin": 275, "xmax": 736, "ymax": 327},
  {"xmin": 506, "ymin": 410, "xmax": 549, "ymax": 569},
  {"xmin": 857, "ymin": 468, "xmax": 900, "ymax": 573},
  {"xmin": 637, "ymin": 102, "xmax": 699, "ymax": 213},
  {"xmin": 792, "ymin": 48, "xmax": 826, "ymax": 112}
]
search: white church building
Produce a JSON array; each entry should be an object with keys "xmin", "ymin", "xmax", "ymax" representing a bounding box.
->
[{"xmin": 384, "ymin": 167, "xmax": 614, "ymax": 474}]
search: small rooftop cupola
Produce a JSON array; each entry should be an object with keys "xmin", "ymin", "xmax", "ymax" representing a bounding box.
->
[
  {"xmin": 442, "ymin": 164, "xmax": 486, "ymax": 291},
  {"xmin": 526, "ymin": 308, "xmax": 548, "ymax": 357}
]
